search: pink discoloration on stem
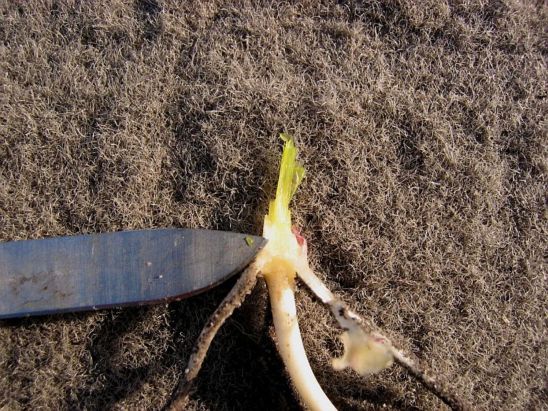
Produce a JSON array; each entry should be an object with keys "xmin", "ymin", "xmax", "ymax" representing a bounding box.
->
[{"xmin": 292, "ymin": 226, "xmax": 306, "ymax": 247}]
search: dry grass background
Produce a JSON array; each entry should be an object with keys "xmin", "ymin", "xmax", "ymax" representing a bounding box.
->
[{"xmin": 0, "ymin": 0, "xmax": 546, "ymax": 410}]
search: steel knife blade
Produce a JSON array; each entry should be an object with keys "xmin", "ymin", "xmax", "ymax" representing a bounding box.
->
[{"xmin": 0, "ymin": 229, "xmax": 266, "ymax": 319}]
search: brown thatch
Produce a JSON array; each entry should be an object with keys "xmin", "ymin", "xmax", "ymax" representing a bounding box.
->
[{"xmin": 1, "ymin": 1, "xmax": 546, "ymax": 410}]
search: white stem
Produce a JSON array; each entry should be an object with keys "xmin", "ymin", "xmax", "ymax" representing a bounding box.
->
[{"xmin": 265, "ymin": 274, "xmax": 337, "ymax": 411}]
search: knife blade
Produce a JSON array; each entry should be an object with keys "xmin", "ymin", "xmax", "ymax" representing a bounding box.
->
[{"xmin": 0, "ymin": 229, "xmax": 266, "ymax": 319}]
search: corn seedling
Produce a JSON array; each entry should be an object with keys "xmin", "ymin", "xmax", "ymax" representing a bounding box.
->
[{"xmin": 168, "ymin": 134, "xmax": 467, "ymax": 411}]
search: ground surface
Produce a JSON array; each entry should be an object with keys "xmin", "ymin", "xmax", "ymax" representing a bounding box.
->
[{"xmin": 0, "ymin": 1, "xmax": 546, "ymax": 410}]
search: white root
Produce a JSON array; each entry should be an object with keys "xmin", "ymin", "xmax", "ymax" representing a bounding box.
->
[
  {"xmin": 296, "ymin": 261, "xmax": 469, "ymax": 411},
  {"xmin": 265, "ymin": 273, "xmax": 337, "ymax": 411},
  {"xmin": 296, "ymin": 260, "xmax": 394, "ymax": 376}
]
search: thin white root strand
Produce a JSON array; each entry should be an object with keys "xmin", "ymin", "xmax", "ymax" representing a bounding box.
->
[
  {"xmin": 297, "ymin": 263, "xmax": 470, "ymax": 411},
  {"xmin": 265, "ymin": 274, "xmax": 337, "ymax": 411}
]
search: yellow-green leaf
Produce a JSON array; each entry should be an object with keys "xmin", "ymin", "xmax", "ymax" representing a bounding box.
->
[{"xmin": 267, "ymin": 133, "xmax": 305, "ymax": 229}]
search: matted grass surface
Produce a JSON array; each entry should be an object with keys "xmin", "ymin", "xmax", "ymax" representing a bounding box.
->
[{"xmin": 1, "ymin": 1, "xmax": 546, "ymax": 410}]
